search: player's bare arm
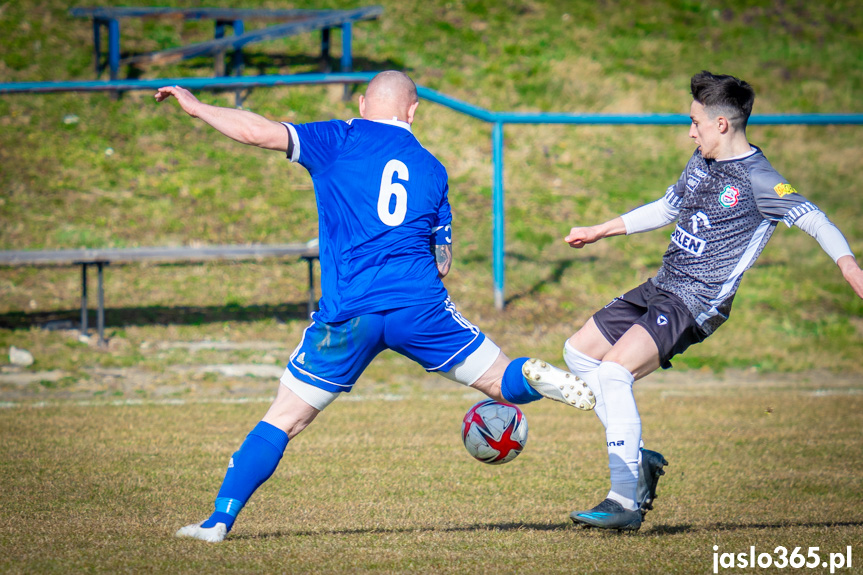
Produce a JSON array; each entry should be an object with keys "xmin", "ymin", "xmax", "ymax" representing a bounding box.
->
[
  {"xmin": 565, "ymin": 216, "xmax": 627, "ymax": 248},
  {"xmin": 154, "ymin": 85, "xmax": 288, "ymax": 151}
]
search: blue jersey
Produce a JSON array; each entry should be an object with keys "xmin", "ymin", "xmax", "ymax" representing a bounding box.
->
[{"xmin": 288, "ymin": 118, "xmax": 451, "ymax": 323}]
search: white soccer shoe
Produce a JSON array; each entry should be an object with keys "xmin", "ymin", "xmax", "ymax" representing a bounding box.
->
[
  {"xmin": 522, "ymin": 358, "xmax": 596, "ymax": 411},
  {"xmin": 175, "ymin": 522, "xmax": 228, "ymax": 543}
]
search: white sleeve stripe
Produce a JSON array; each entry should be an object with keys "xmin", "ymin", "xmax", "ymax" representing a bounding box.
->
[
  {"xmin": 782, "ymin": 201, "xmax": 817, "ymax": 227},
  {"xmin": 663, "ymin": 186, "xmax": 683, "ymax": 207},
  {"xmin": 281, "ymin": 122, "xmax": 300, "ymax": 163}
]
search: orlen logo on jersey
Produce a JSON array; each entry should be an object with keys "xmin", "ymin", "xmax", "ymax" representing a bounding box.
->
[
  {"xmin": 719, "ymin": 185, "xmax": 740, "ymax": 208},
  {"xmin": 671, "ymin": 224, "xmax": 706, "ymax": 256}
]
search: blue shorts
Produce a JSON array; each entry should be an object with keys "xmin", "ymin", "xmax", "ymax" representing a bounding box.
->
[{"xmin": 286, "ymin": 297, "xmax": 486, "ymax": 393}]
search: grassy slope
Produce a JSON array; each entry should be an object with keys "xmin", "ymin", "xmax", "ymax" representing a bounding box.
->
[{"xmin": 1, "ymin": 0, "xmax": 862, "ymax": 376}]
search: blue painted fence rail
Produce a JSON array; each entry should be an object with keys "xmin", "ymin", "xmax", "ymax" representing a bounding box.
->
[{"xmin": 3, "ymin": 73, "xmax": 862, "ymax": 308}]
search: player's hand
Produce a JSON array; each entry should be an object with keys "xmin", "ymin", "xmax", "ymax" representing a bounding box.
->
[
  {"xmin": 154, "ymin": 85, "xmax": 201, "ymax": 117},
  {"xmin": 565, "ymin": 226, "xmax": 601, "ymax": 249}
]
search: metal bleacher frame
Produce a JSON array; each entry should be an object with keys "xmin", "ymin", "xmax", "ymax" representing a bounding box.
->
[{"xmin": 0, "ymin": 243, "xmax": 320, "ymax": 346}]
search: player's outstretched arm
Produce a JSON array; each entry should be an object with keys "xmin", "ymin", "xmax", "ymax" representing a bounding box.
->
[
  {"xmin": 793, "ymin": 210, "xmax": 863, "ymax": 299},
  {"xmin": 838, "ymin": 255, "xmax": 863, "ymax": 299},
  {"xmin": 565, "ymin": 217, "xmax": 627, "ymax": 249},
  {"xmin": 154, "ymin": 85, "xmax": 288, "ymax": 151}
]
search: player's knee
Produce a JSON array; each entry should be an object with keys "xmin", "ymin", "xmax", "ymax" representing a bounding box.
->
[
  {"xmin": 439, "ymin": 338, "xmax": 502, "ymax": 386},
  {"xmin": 263, "ymin": 371, "xmax": 336, "ymax": 438}
]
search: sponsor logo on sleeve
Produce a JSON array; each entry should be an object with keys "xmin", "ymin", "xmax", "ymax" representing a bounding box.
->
[
  {"xmin": 686, "ymin": 168, "xmax": 708, "ymax": 193},
  {"xmin": 773, "ymin": 182, "xmax": 797, "ymax": 197},
  {"xmin": 671, "ymin": 224, "xmax": 706, "ymax": 256},
  {"xmin": 719, "ymin": 185, "xmax": 740, "ymax": 208}
]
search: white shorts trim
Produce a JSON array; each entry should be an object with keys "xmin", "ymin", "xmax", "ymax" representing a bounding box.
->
[
  {"xmin": 280, "ymin": 368, "xmax": 340, "ymax": 411},
  {"xmin": 438, "ymin": 337, "xmax": 501, "ymax": 387}
]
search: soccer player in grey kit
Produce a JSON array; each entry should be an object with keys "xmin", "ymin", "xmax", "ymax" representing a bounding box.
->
[{"xmin": 530, "ymin": 70, "xmax": 863, "ymax": 531}]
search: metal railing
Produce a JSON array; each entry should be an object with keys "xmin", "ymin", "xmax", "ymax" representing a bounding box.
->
[{"xmin": 4, "ymin": 73, "xmax": 863, "ymax": 308}]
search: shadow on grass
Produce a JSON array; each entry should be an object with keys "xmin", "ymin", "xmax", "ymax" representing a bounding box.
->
[
  {"xmin": 504, "ymin": 254, "xmax": 597, "ymax": 306},
  {"xmin": 233, "ymin": 519, "xmax": 863, "ymax": 541},
  {"xmin": 0, "ymin": 301, "xmax": 312, "ymax": 331},
  {"xmin": 233, "ymin": 521, "xmax": 571, "ymax": 540}
]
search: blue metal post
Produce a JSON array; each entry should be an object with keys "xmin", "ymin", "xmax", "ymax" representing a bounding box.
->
[
  {"xmin": 232, "ymin": 19, "xmax": 244, "ymax": 76},
  {"xmin": 341, "ymin": 22, "xmax": 352, "ymax": 72},
  {"xmin": 492, "ymin": 121, "xmax": 505, "ymax": 310},
  {"xmin": 107, "ymin": 18, "xmax": 120, "ymax": 81}
]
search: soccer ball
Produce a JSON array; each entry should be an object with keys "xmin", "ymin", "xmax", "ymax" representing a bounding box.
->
[{"xmin": 461, "ymin": 399, "xmax": 528, "ymax": 465}]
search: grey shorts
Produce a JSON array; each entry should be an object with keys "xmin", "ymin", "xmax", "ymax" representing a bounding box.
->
[{"xmin": 592, "ymin": 280, "xmax": 707, "ymax": 369}]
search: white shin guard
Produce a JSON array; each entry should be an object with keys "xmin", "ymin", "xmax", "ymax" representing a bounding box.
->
[{"xmin": 563, "ymin": 341, "xmax": 607, "ymax": 428}]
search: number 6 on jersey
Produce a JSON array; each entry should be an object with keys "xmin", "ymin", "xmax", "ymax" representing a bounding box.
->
[{"xmin": 377, "ymin": 159, "xmax": 409, "ymax": 226}]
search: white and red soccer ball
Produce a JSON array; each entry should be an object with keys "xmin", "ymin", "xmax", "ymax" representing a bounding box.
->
[{"xmin": 462, "ymin": 399, "xmax": 528, "ymax": 464}]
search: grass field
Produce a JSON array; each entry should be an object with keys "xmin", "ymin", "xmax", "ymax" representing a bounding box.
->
[
  {"xmin": 2, "ymin": 370, "xmax": 862, "ymax": 574},
  {"xmin": 1, "ymin": 0, "xmax": 863, "ymax": 573}
]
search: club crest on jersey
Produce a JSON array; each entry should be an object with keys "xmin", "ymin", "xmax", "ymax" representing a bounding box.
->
[
  {"xmin": 773, "ymin": 182, "xmax": 797, "ymax": 197},
  {"xmin": 719, "ymin": 185, "xmax": 739, "ymax": 208}
]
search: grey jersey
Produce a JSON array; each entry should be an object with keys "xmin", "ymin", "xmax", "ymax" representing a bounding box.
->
[{"xmin": 653, "ymin": 146, "xmax": 817, "ymax": 334}]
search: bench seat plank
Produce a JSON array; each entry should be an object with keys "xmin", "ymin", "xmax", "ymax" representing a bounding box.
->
[{"xmin": 0, "ymin": 243, "xmax": 319, "ymax": 266}]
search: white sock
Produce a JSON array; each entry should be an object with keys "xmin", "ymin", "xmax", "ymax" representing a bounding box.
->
[
  {"xmin": 563, "ymin": 341, "xmax": 607, "ymax": 428},
  {"xmin": 598, "ymin": 361, "xmax": 641, "ymax": 511}
]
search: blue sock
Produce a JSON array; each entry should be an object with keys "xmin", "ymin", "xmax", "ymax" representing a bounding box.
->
[
  {"xmin": 200, "ymin": 421, "xmax": 289, "ymax": 532},
  {"xmin": 500, "ymin": 357, "xmax": 542, "ymax": 404}
]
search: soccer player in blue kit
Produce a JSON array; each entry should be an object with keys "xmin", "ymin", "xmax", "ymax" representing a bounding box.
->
[
  {"xmin": 530, "ymin": 71, "xmax": 863, "ymax": 531},
  {"xmin": 155, "ymin": 71, "xmax": 592, "ymax": 542}
]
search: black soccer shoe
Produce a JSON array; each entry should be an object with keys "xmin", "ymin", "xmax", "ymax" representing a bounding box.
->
[{"xmin": 636, "ymin": 448, "xmax": 668, "ymax": 517}]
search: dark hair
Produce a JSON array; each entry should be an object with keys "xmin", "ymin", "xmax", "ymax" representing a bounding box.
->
[{"xmin": 690, "ymin": 71, "xmax": 755, "ymax": 130}]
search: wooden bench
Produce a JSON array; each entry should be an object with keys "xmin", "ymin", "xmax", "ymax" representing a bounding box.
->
[
  {"xmin": 69, "ymin": 6, "xmax": 384, "ymax": 84},
  {"xmin": 0, "ymin": 242, "xmax": 320, "ymax": 346}
]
